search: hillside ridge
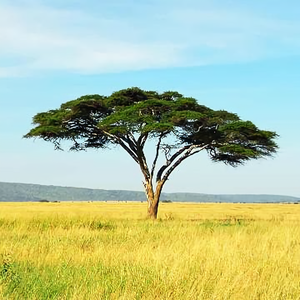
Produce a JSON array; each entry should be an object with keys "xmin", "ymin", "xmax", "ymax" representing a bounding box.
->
[{"xmin": 0, "ymin": 181, "xmax": 299, "ymax": 203}]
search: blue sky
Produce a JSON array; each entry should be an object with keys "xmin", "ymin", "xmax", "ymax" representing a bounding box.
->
[{"xmin": 0, "ymin": 0, "xmax": 299, "ymax": 197}]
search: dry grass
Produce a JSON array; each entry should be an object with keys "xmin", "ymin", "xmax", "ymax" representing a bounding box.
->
[{"xmin": 1, "ymin": 202, "xmax": 300, "ymax": 299}]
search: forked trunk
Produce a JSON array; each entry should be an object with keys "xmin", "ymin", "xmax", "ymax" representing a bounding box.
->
[{"xmin": 145, "ymin": 180, "xmax": 164, "ymax": 219}]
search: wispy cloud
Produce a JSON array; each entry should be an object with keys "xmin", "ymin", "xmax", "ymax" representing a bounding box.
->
[
  {"xmin": 0, "ymin": 3, "xmax": 180, "ymax": 76},
  {"xmin": 0, "ymin": 0, "xmax": 299, "ymax": 77}
]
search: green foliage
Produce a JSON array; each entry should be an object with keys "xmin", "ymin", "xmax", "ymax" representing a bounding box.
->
[
  {"xmin": 25, "ymin": 87, "xmax": 278, "ymax": 167},
  {"xmin": 1, "ymin": 253, "xmax": 21, "ymax": 295}
]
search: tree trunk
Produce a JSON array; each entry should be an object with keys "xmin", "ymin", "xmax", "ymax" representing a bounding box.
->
[
  {"xmin": 145, "ymin": 180, "xmax": 164, "ymax": 219},
  {"xmin": 147, "ymin": 199, "xmax": 159, "ymax": 219}
]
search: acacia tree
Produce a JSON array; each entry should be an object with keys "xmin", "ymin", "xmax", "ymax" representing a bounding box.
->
[{"xmin": 24, "ymin": 87, "xmax": 278, "ymax": 219}]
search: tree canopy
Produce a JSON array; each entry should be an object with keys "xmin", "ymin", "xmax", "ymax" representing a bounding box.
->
[{"xmin": 25, "ymin": 87, "xmax": 278, "ymax": 218}]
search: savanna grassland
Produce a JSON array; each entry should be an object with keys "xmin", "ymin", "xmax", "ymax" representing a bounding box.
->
[{"xmin": 1, "ymin": 202, "xmax": 300, "ymax": 300}]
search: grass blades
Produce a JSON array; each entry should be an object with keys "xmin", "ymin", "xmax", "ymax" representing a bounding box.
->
[{"xmin": 1, "ymin": 202, "xmax": 300, "ymax": 299}]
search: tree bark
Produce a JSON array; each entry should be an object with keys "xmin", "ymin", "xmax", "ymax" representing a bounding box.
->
[{"xmin": 145, "ymin": 180, "xmax": 164, "ymax": 219}]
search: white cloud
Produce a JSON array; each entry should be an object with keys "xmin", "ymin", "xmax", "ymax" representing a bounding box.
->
[
  {"xmin": 0, "ymin": 3, "xmax": 186, "ymax": 76},
  {"xmin": 0, "ymin": 1, "xmax": 300, "ymax": 77}
]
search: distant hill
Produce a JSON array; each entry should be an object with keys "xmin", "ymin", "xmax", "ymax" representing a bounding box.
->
[{"xmin": 0, "ymin": 182, "xmax": 299, "ymax": 203}]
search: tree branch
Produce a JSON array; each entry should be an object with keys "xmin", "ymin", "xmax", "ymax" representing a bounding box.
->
[
  {"xmin": 150, "ymin": 133, "xmax": 164, "ymax": 181},
  {"xmin": 156, "ymin": 145, "xmax": 191, "ymax": 182},
  {"xmin": 136, "ymin": 143, "xmax": 150, "ymax": 180},
  {"xmin": 138, "ymin": 132, "xmax": 148, "ymax": 149},
  {"xmin": 162, "ymin": 144, "xmax": 209, "ymax": 182},
  {"xmin": 102, "ymin": 130, "xmax": 139, "ymax": 164},
  {"xmin": 121, "ymin": 133, "xmax": 138, "ymax": 153}
]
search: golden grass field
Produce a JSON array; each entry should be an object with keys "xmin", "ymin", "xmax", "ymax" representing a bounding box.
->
[{"xmin": 1, "ymin": 202, "xmax": 300, "ymax": 299}]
